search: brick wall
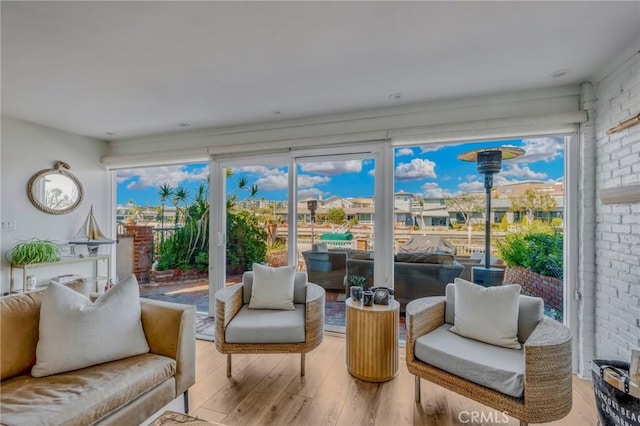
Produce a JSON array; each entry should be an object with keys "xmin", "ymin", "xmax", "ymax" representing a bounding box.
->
[
  {"xmin": 125, "ymin": 224, "xmax": 153, "ymax": 283},
  {"xmin": 593, "ymin": 50, "xmax": 640, "ymax": 363},
  {"xmin": 504, "ymin": 266, "xmax": 563, "ymax": 313}
]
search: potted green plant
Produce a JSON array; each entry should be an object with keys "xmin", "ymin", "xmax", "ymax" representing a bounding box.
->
[
  {"xmin": 5, "ymin": 239, "xmax": 60, "ymax": 265},
  {"xmin": 347, "ymin": 275, "xmax": 367, "ymax": 301}
]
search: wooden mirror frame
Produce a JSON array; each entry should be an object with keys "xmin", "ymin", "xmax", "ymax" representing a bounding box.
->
[{"xmin": 27, "ymin": 161, "xmax": 84, "ymax": 215}]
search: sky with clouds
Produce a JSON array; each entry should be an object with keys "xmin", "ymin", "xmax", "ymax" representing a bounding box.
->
[{"xmin": 116, "ymin": 137, "xmax": 564, "ymax": 206}]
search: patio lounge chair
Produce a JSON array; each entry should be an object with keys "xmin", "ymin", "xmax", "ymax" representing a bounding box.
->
[
  {"xmin": 214, "ymin": 270, "xmax": 325, "ymax": 377},
  {"xmin": 406, "ymin": 283, "xmax": 572, "ymax": 425}
]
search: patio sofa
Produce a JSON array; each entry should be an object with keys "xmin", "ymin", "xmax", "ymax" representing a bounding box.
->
[
  {"xmin": 302, "ymin": 249, "xmax": 348, "ymax": 291},
  {"xmin": 0, "ymin": 278, "xmax": 196, "ymax": 426},
  {"xmin": 346, "ymin": 251, "xmax": 464, "ymax": 312}
]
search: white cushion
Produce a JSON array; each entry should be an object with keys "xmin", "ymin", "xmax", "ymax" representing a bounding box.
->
[
  {"xmin": 31, "ymin": 275, "xmax": 149, "ymax": 377},
  {"xmin": 450, "ymin": 277, "xmax": 522, "ymax": 349},
  {"xmin": 248, "ymin": 263, "xmax": 296, "ymax": 310}
]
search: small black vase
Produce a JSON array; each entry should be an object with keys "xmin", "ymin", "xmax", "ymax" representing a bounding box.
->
[{"xmin": 350, "ymin": 286, "xmax": 363, "ymax": 302}]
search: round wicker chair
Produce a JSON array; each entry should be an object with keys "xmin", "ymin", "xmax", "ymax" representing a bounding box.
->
[
  {"xmin": 406, "ymin": 295, "xmax": 572, "ymax": 426},
  {"xmin": 215, "ymin": 271, "xmax": 325, "ymax": 377}
]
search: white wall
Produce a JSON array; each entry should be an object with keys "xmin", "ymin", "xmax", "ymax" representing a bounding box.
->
[
  {"xmin": 593, "ymin": 50, "xmax": 640, "ymax": 363},
  {"xmin": 0, "ymin": 117, "xmax": 110, "ymax": 293}
]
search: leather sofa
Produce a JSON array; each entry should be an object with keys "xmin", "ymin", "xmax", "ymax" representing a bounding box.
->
[
  {"xmin": 0, "ymin": 279, "xmax": 196, "ymax": 426},
  {"xmin": 346, "ymin": 251, "xmax": 464, "ymax": 313}
]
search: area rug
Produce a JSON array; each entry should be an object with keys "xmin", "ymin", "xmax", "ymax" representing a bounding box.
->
[
  {"xmin": 151, "ymin": 410, "xmax": 223, "ymax": 425},
  {"xmin": 195, "ymin": 313, "xmax": 215, "ymax": 341}
]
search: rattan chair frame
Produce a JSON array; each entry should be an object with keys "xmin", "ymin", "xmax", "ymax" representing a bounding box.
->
[
  {"xmin": 215, "ymin": 278, "xmax": 325, "ymax": 377},
  {"xmin": 405, "ymin": 296, "xmax": 572, "ymax": 426}
]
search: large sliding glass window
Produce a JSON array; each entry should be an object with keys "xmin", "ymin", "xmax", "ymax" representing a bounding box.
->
[{"xmin": 211, "ymin": 144, "xmax": 392, "ymax": 332}]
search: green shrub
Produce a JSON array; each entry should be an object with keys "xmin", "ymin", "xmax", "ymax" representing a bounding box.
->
[
  {"xmin": 226, "ymin": 210, "xmax": 267, "ymax": 272},
  {"xmin": 497, "ymin": 229, "xmax": 563, "ymax": 279}
]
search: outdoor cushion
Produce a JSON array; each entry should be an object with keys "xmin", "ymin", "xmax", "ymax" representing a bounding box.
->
[
  {"xmin": 225, "ymin": 305, "xmax": 306, "ymax": 343},
  {"xmin": 450, "ymin": 278, "xmax": 522, "ymax": 349},
  {"xmin": 445, "ymin": 283, "xmax": 544, "ymax": 343},
  {"xmin": 415, "ymin": 324, "xmax": 525, "ymax": 398},
  {"xmin": 1, "ymin": 353, "xmax": 175, "ymax": 426},
  {"xmin": 248, "ymin": 264, "xmax": 296, "ymax": 310},
  {"xmin": 243, "ymin": 270, "xmax": 307, "ymax": 304},
  {"xmin": 349, "ymin": 249, "xmax": 373, "ymax": 260},
  {"xmin": 395, "ymin": 252, "xmax": 454, "ymax": 264}
]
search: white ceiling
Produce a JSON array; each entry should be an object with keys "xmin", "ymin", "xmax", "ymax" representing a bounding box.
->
[{"xmin": 2, "ymin": 1, "xmax": 639, "ymax": 141}]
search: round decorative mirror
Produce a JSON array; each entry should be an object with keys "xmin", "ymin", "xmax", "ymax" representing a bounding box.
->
[{"xmin": 27, "ymin": 161, "xmax": 84, "ymax": 215}]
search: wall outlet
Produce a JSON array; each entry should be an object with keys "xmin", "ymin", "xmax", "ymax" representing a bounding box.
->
[{"xmin": 1, "ymin": 220, "xmax": 16, "ymax": 231}]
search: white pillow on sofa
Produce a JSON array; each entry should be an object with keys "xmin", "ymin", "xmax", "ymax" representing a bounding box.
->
[
  {"xmin": 31, "ymin": 275, "xmax": 149, "ymax": 377},
  {"xmin": 450, "ymin": 277, "xmax": 522, "ymax": 349},
  {"xmin": 248, "ymin": 263, "xmax": 296, "ymax": 310}
]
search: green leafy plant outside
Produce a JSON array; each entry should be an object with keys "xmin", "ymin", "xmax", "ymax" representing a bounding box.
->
[
  {"xmin": 6, "ymin": 239, "xmax": 60, "ymax": 264},
  {"xmin": 497, "ymin": 229, "xmax": 563, "ymax": 279},
  {"xmin": 226, "ymin": 210, "xmax": 267, "ymax": 273}
]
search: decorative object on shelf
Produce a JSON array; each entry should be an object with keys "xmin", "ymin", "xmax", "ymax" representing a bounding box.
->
[
  {"xmin": 457, "ymin": 146, "xmax": 524, "ymax": 286},
  {"xmin": 69, "ymin": 205, "xmax": 115, "ymax": 256},
  {"xmin": 632, "ymin": 349, "xmax": 640, "ymax": 386},
  {"xmin": 362, "ymin": 290, "xmax": 374, "ymax": 306},
  {"xmin": 26, "ymin": 275, "xmax": 37, "ymax": 291},
  {"xmin": 606, "ymin": 112, "xmax": 640, "ymax": 135},
  {"xmin": 5, "ymin": 239, "xmax": 60, "ymax": 265},
  {"xmin": 27, "ymin": 161, "xmax": 84, "ymax": 215},
  {"xmin": 371, "ymin": 286, "xmax": 394, "ymax": 305},
  {"xmin": 57, "ymin": 243, "xmax": 75, "ymax": 257}
]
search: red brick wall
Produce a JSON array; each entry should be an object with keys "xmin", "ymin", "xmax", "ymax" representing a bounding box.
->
[
  {"xmin": 151, "ymin": 269, "xmax": 208, "ymax": 283},
  {"xmin": 504, "ymin": 266, "xmax": 563, "ymax": 312},
  {"xmin": 125, "ymin": 225, "xmax": 153, "ymax": 283}
]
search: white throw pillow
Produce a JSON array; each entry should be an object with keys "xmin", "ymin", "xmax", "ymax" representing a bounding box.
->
[
  {"xmin": 248, "ymin": 263, "xmax": 296, "ymax": 310},
  {"xmin": 450, "ymin": 277, "xmax": 522, "ymax": 349},
  {"xmin": 31, "ymin": 275, "xmax": 149, "ymax": 377}
]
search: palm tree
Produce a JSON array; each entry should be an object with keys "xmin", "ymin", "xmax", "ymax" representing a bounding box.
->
[
  {"xmin": 158, "ymin": 184, "xmax": 173, "ymax": 229},
  {"xmin": 173, "ymin": 186, "xmax": 190, "ymax": 226}
]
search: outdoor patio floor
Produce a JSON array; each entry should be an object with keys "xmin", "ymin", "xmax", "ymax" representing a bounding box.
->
[{"xmin": 139, "ymin": 279, "xmax": 406, "ymax": 336}]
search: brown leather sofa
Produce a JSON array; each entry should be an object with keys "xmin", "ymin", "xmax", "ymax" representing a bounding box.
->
[{"xmin": 0, "ymin": 279, "xmax": 196, "ymax": 426}]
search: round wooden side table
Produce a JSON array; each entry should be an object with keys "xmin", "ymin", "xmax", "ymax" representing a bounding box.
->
[{"xmin": 345, "ymin": 297, "xmax": 399, "ymax": 382}]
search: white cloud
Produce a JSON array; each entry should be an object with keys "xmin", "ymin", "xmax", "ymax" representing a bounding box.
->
[
  {"xmin": 297, "ymin": 188, "xmax": 325, "ymax": 199},
  {"xmin": 255, "ymin": 172, "xmax": 288, "ymax": 191},
  {"xmin": 368, "ymin": 168, "xmax": 375, "ymax": 177},
  {"xmin": 300, "ymin": 160, "xmax": 362, "ymax": 175},
  {"xmin": 395, "ymin": 158, "xmax": 437, "ymax": 181},
  {"xmin": 119, "ymin": 165, "xmax": 209, "ymax": 190},
  {"xmin": 234, "ymin": 165, "xmax": 275, "ymax": 175},
  {"xmin": 422, "ymin": 182, "xmax": 451, "ymax": 198},
  {"xmin": 500, "ymin": 164, "xmax": 547, "ymax": 180},
  {"xmin": 458, "ymin": 180, "xmax": 485, "ymax": 192},
  {"xmin": 299, "ymin": 174, "xmax": 331, "ymax": 188},
  {"xmin": 395, "ymin": 148, "xmax": 414, "ymax": 157},
  {"xmin": 519, "ymin": 137, "xmax": 564, "ymax": 163}
]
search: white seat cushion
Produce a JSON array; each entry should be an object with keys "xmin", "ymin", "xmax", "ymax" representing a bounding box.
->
[
  {"xmin": 225, "ymin": 305, "xmax": 305, "ymax": 343},
  {"xmin": 415, "ymin": 324, "xmax": 525, "ymax": 398}
]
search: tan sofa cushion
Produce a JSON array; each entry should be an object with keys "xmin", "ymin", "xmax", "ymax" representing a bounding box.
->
[
  {"xmin": 0, "ymin": 279, "xmax": 88, "ymax": 381},
  {"xmin": 0, "ymin": 353, "xmax": 175, "ymax": 426}
]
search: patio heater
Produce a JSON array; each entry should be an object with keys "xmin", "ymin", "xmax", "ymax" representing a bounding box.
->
[
  {"xmin": 307, "ymin": 200, "xmax": 318, "ymax": 247},
  {"xmin": 457, "ymin": 147, "xmax": 524, "ymax": 286}
]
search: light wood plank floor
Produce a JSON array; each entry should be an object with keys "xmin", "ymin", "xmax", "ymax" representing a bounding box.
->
[{"xmin": 189, "ymin": 334, "xmax": 597, "ymax": 426}]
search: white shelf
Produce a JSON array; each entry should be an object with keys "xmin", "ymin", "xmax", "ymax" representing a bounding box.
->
[{"xmin": 11, "ymin": 255, "xmax": 111, "ymax": 293}]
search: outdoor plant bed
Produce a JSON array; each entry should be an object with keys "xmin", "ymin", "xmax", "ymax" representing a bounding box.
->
[
  {"xmin": 504, "ymin": 265, "xmax": 563, "ymax": 319},
  {"xmin": 151, "ymin": 268, "xmax": 208, "ymax": 284}
]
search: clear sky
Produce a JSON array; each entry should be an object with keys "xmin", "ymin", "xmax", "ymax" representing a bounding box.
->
[{"xmin": 116, "ymin": 136, "xmax": 564, "ymax": 206}]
